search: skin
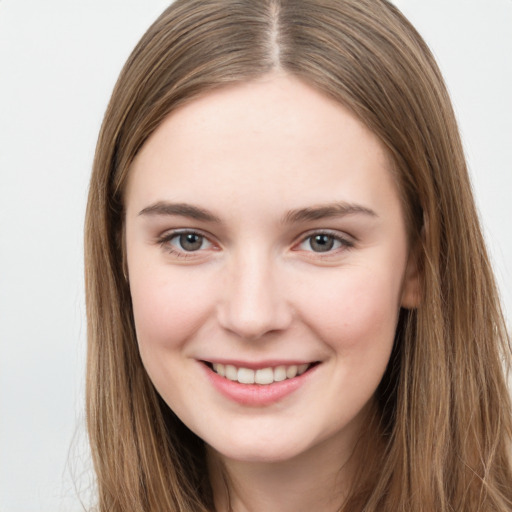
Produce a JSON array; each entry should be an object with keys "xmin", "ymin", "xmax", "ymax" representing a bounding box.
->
[{"xmin": 124, "ymin": 73, "xmax": 419, "ymax": 512}]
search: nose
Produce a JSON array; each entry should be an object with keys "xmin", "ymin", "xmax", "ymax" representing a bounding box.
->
[{"xmin": 216, "ymin": 249, "xmax": 293, "ymax": 340}]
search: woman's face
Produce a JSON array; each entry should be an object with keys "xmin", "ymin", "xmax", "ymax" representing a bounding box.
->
[{"xmin": 124, "ymin": 74, "xmax": 418, "ymax": 463}]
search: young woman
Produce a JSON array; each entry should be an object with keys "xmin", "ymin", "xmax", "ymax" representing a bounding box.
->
[{"xmin": 84, "ymin": 0, "xmax": 512, "ymax": 510}]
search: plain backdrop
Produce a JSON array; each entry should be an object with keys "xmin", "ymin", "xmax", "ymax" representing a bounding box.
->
[{"xmin": 0, "ymin": 1, "xmax": 511, "ymax": 510}]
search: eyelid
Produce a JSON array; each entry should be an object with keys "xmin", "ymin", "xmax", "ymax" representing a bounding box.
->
[
  {"xmin": 155, "ymin": 227, "xmax": 354, "ymax": 260},
  {"xmin": 293, "ymin": 229, "xmax": 355, "ymax": 254},
  {"xmin": 157, "ymin": 228, "xmax": 218, "ymax": 258}
]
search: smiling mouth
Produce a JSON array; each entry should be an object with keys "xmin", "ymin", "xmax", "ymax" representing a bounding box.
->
[{"xmin": 204, "ymin": 362, "xmax": 318, "ymax": 385}]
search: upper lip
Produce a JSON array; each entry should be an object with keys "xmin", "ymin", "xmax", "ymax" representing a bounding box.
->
[{"xmin": 200, "ymin": 359, "xmax": 318, "ymax": 370}]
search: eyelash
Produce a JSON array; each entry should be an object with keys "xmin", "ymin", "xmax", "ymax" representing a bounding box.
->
[
  {"xmin": 156, "ymin": 229, "xmax": 354, "ymax": 258},
  {"xmin": 157, "ymin": 229, "xmax": 214, "ymax": 259},
  {"xmin": 295, "ymin": 230, "xmax": 354, "ymax": 256}
]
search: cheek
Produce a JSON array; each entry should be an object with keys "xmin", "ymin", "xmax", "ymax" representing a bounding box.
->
[
  {"xmin": 129, "ymin": 266, "xmax": 216, "ymax": 355},
  {"xmin": 298, "ymin": 266, "xmax": 403, "ymax": 353}
]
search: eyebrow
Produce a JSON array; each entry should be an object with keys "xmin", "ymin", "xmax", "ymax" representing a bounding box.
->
[
  {"xmin": 282, "ymin": 202, "xmax": 378, "ymax": 224},
  {"xmin": 138, "ymin": 201, "xmax": 221, "ymax": 222},
  {"xmin": 138, "ymin": 200, "xmax": 377, "ymax": 224}
]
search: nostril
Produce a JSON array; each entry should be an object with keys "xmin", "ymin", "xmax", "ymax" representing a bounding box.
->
[
  {"xmin": 217, "ymin": 307, "xmax": 293, "ymax": 340},
  {"xmin": 216, "ymin": 270, "xmax": 293, "ymax": 340}
]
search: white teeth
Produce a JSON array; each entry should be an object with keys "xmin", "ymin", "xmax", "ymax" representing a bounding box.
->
[
  {"xmin": 286, "ymin": 365, "xmax": 298, "ymax": 378},
  {"xmin": 213, "ymin": 363, "xmax": 225, "ymax": 377},
  {"xmin": 237, "ymin": 367, "xmax": 255, "ymax": 384},
  {"xmin": 225, "ymin": 364, "xmax": 238, "ymax": 381},
  {"xmin": 255, "ymin": 367, "xmax": 274, "ymax": 385},
  {"xmin": 211, "ymin": 362, "xmax": 312, "ymax": 384},
  {"xmin": 273, "ymin": 366, "xmax": 287, "ymax": 382},
  {"xmin": 297, "ymin": 363, "xmax": 309, "ymax": 375}
]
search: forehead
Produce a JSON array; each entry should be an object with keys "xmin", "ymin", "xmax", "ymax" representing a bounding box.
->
[{"xmin": 125, "ymin": 74, "xmax": 398, "ymax": 220}]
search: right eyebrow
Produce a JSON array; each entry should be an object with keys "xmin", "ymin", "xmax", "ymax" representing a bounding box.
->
[{"xmin": 138, "ymin": 201, "xmax": 221, "ymax": 223}]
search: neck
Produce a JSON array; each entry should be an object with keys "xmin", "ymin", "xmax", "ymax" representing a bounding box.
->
[
  {"xmin": 209, "ymin": 444, "xmax": 350, "ymax": 512},
  {"xmin": 206, "ymin": 407, "xmax": 378, "ymax": 512}
]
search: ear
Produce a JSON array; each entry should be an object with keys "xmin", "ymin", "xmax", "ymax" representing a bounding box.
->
[{"xmin": 400, "ymin": 243, "xmax": 422, "ymax": 309}]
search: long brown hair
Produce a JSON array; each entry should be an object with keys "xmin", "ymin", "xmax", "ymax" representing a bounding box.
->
[{"xmin": 84, "ymin": 1, "xmax": 512, "ymax": 510}]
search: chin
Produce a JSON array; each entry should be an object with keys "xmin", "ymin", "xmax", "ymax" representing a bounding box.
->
[{"xmin": 207, "ymin": 433, "xmax": 309, "ymax": 464}]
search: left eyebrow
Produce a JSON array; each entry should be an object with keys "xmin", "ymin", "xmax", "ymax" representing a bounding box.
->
[{"xmin": 282, "ymin": 202, "xmax": 378, "ymax": 224}]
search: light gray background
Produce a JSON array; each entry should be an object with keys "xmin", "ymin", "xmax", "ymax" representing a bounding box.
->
[{"xmin": 1, "ymin": 1, "xmax": 511, "ymax": 511}]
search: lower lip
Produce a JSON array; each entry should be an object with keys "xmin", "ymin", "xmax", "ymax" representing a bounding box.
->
[{"xmin": 202, "ymin": 363, "xmax": 318, "ymax": 406}]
